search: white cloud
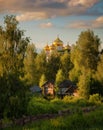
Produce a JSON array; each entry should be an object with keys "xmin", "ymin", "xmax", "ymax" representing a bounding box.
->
[
  {"xmin": 96, "ymin": 16, "xmax": 103, "ymax": 23},
  {"xmin": 40, "ymin": 22, "xmax": 53, "ymax": 28},
  {"xmin": 93, "ymin": 16, "xmax": 103, "ymax": 28},
  {"xmin": 69, "ymin": 21, "xmax": 90, "ymax": 29},
  {"xmin": 0, "ymin": 0, "xmax": 100, "ymax": 21},
  {"xmin": 16, "ymin": 12, "xmax": 49, "ymax": 21},
  {"xmin": 69, "ymin": 16, "xmax": 103, "ymax": 29}
]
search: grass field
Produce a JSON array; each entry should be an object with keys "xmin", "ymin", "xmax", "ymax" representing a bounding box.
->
[{"xmin": 3, "ymin": 95, "xmax": 103, "ymax": 130}]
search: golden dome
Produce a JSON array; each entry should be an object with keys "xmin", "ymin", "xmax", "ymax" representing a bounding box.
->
[
  {"xmin": 49, "ymin": 44, "xmax": 55, "ymax": 50},
  {"xmin": 53, "ymin": 37, "xmax": 63, "ymax": 46},
  {"xmin": 44, "ymin": 44, "xmax": 50, "ymax": 51},
  {"xmin": 64, "ymin": 44, "xmax": 71, "ymax": 50}
]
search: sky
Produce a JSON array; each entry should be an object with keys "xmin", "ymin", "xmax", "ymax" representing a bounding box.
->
[{"xmin": 0, "ymin": 0, "xmax": 103, "ymax": 50}]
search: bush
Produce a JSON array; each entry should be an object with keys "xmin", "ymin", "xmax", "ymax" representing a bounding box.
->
[
  {"xmin": 63, "ymin": 96, "xmax": 90, "ymax": 107},
  {"xmin": 89, "ymin": 94, "xmax": 101, "ymax": 104},
  {"xmin": 62, "ymin": 96, "xmax": 73, "ymax": 103},
  {"xmin": 27, "ymin": 97, "xmax": 58, "ymax": 115}
]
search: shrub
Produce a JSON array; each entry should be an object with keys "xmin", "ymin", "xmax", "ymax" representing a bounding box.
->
[
  {"xmin": 27, "ymin": 96, "xmax": 59, "ymax": 115},
  {"xmin": 89, "ymin": 94, "xmax": 101, "ymax": 104}
]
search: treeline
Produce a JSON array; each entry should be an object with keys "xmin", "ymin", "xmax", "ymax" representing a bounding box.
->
[{"xmin": 0, "ymin": 15, "xmax": 103, "ymax": 120}]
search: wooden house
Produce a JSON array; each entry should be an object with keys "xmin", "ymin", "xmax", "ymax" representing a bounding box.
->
[
  {"xmin": 30, "ymin": 86, "xmax": 42, "ymax": 94},
  {"xmin": 41, "ymin": 81, "xmax": 55, "ymax": 97},
  {"xmin": 57, "ymin": 80, "xmax": 77, "ymax": 98}
]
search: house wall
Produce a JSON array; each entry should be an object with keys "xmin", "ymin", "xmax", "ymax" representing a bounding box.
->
[
  {"xmin": 43, "ymin": 83, "xmax": 54, "ymax": 96},
  {"xmin": 47, "ymin": 87, "xmax": 54, "ymax": 95},
  {"xmin": 73, "ymin": 91, "xmax": 79, "ymax": 97}
]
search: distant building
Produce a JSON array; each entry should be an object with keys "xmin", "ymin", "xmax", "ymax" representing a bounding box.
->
[
  {"xmin": 57, "ymin": 80, "xmax": 77, "ymax": 99},
  {"xmin": 41, "ymin": 81, "xmax": 55, "ymax": 98},
  {"xmin": 44, "ymin": 37, "xmax": 71, "ymax": 59},
  {"xmin": 30, "ymin": 86, "xmax": 42, "ymax": 94}
]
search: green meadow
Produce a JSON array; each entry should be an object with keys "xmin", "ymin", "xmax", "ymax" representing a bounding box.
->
[{"xmin": 3, "ymin": 95, "xmax": 103, "ymax": 130}]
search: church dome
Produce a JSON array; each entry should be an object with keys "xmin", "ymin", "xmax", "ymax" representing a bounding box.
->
[
  {"xmin": 49, "ymin": 44, "xmax": 55, "ymax": 50},
  {"xmin": 53, "ymin": 37, "xmax": 63, "ymax": 46},
  {"xmin": 44, "ymin": 44, "xmax": 50, "ymax": 51},
  {"xmin": 64, "ymin": 44, "xmax": 71, "ymax": 50}
]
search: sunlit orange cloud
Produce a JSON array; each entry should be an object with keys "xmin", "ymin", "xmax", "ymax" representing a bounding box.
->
[
  {"xmin": 16, "ymin": 12, "xmax": 49, "ymax": 21},
  {"xmin": 69, "ymin": 21, "xmax": 90, "ymax": 29},
  {"xmin": 68, "ymin": 0, "xmax": 99, "ymax": 7},
  {"xmin": 69, "ymin": 16, "xmax": 103, "ymax": 29},
  {"xmin": 93, "ymin": 16, "xmax": 103, "ymax": 28}
]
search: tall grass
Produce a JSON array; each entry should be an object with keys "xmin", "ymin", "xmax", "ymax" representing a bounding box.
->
[
  {"xmin": 3, "ymin": 95, "xmax": 103, "ymax": 130},
  {"xmin": 27, "ymin": 96, "xmax": 72, "ymax": 115},
  {"xmin": 4, "ymin": 106, "xmax": 103, "ymax": 130}
]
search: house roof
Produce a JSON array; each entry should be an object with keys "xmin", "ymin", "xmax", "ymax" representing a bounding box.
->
[
  {"xmin": 30, "ymin": 86, "xmax": 42, "ymax": 93},
  {"xmin": 58, "ymin": 80, "xmax": 75, "ymax": 88},
  {"xmin": 58, "ymin": 80, "xmax": 77, "ymax": 95},
  {"xmin": 41, "ymin": 80, "xmax": 54, "ymax": 87},
  {"xmin": 58, "ymin": 88, "xmax": 69, "ymax": 94}
]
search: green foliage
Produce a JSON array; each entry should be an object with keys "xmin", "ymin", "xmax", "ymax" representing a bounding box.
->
[
  {"xmin": 96, "ymin": 54, "xmax": 103, "ymax": 84},
  {"xmin": 0, "ymin": 15, "xmax": 30, "ymax": 119},
  {"xmin": 34, "ymin": 51, "xmax": 47, "ymax": 84},
  {"xmin": 69, "ymin": 45, "xmax": 81, "ymax": 82},
  {"xmin": 78, "ymin": 71, "xmax": 91, "ymax": 99},
  {"xmin": 70, "ymin": 30, "xmax": 101, "ymax": 98},
  {"xmin": 69, "ymin": 68, "xmax": 81, "ymax": 83},
  {"xmin": 4, "ymin": 103, "xmax": 103, "ymax": 130},
  {"xmin": 39, "ymin": 74, "xmax": 47, "ymax": 87},
  {"xmin": 45, "ymin": 52, "xmax": 61, "ymax": 81},
  {"xmin": 0, "ymin": 15, "xmax": 103, "ymax": 125},
  {"xmin": 70, "ymin": 30, "xmax": 100, "ymax": 74},
  {"xmin": 55, "ymin": 69, "xmax": 65, "ymax": 87},
  {"xmin": 27, "ymin": 97, "xmax": 58, "ymax": 115},
  {"xmin": 89, "ymin": 94, "xmax": 101, "ymax": 104},
  {"xmin": 75, "ymin": 30, "xmax": 100, "ymax": 71},
  {"xmin": 27, "ymin": 96, "xmax": 90, "ymax": 116},
  {"xmin": 60, "ymin": 51, "xmax": 73, "ymax": 79},
  {"xmin": 27, "ymin": 95, "xmax": 97, "ymax": 117},
  {"xmin": 89, "ymin": 77, "xmax": 103, "ymax": 95},
  {"xmin": 23, "ymin": 43, "xmax": 37, "ymax": 86},
  {"xmin": 63, "ymin": 96, "xmax": 90, "ymax": 107}
]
